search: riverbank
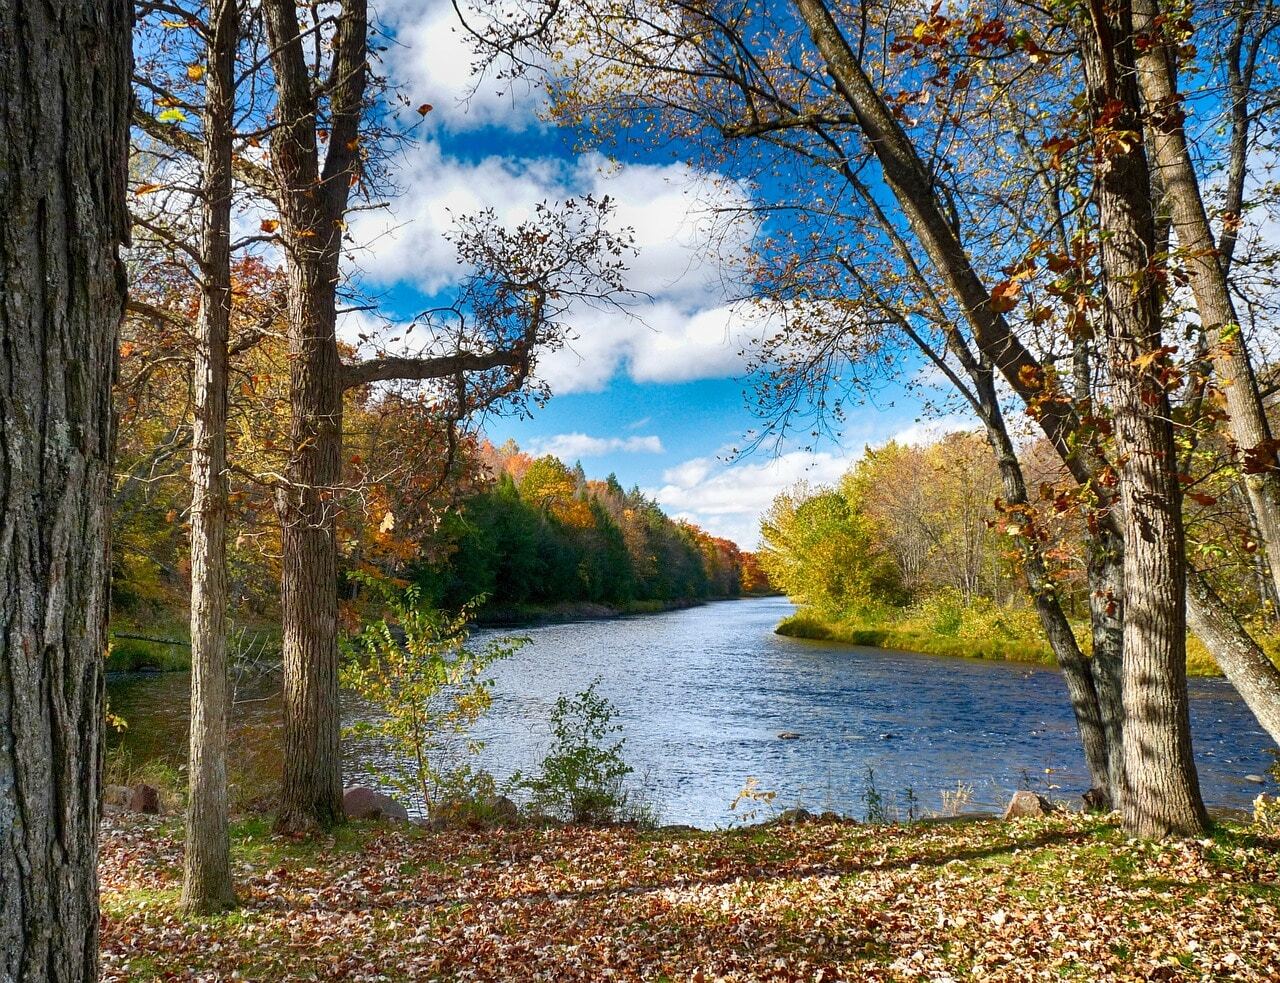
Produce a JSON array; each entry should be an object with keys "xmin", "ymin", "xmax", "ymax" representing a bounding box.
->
[
  {"xmin": 100, "ymin": 809, "xmax": 1279, "ymax": 980},
  {"xmin": 473, "ymin": 594, "xmax": 777, "ymax": 627},
  {"xmin": 776, "ymin": 610, "xmax": 1242, "ymax": 678}
]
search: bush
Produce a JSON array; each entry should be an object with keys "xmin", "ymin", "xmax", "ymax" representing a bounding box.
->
[
  {"xmin": 341, "ymin": 575, "xmax": 523, "ymax": 815},
  {"xmin": 515, "ymin": 680, "xmax": 653, "ymax": 826}
]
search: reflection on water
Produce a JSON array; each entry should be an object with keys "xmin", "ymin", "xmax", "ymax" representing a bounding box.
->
[{"xmin": 107, "ymin": 596, "xmax": 1275, "ymax": 827}]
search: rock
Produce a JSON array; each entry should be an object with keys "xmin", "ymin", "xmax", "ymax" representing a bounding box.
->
[
  {"xmin": 127, "ymin": 783, "xmax": 161, "ymax": 815},
  {"xmin": 1002, "ymin": 790, "xmax": 1055, "ymax": 820},
  {"xmin": 774, "ymin": 807, "xmax": 814, "ymax": 824},
  {"xmin": 103, "ymin": 784, "xmax": 132, "ymax": 809},
  {"xmin": 878, "ymin": 732, "xmax": 896, "ymax": 741},
  {"xmin": 481, "ymin": 794, "xmax": 519, "ymax": 825},
  {"xmin": 777, "ymin": 731, "xmax": 802, "ymax": 740},
  {"xmin": 817, "ymin": 810, "xmax": 846, "ymax": 824},
  {"xmin": 658, "ymin": 823, "xmax": 700, "ymax": 835},
  {"xmin": 342, "ymin": 786, "xmax": 409, "ymax": 822},
  {"xmin": 1081, "ymin": 787, "xmax": 1110, "ymax": 812},
  {"xmin": 1244, "ymin": 774, "xmax": 1267, "ymax": 785}
]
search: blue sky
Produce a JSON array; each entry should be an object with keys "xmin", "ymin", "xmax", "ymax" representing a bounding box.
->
[{"xmin": 337, "ymin": 0, "xmax": 961, "ymax": 547}]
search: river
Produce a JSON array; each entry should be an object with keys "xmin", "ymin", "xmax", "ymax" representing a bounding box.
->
[{"xmin": 106, "ymin": 596, "xmax": 1275, "ymax": 827}]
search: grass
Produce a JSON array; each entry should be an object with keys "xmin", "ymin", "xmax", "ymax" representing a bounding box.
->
[
  {"xmin": 474, "ymin": 597, "xmax": 710, "ymax": 626},
  {"xmin": 778, "ymin": 606, "xmax": 1280, "ymax": 679},
  {"xmin": 106, "ymin": 616, "xmax": 192, "ymax": 672},
  {"xmin": 99, "ymin": 810, "xmax": 1280, "ymax": 981}
]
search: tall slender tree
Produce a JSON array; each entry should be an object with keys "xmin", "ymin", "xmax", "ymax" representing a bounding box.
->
[
  {"xmin": 0, "ymin": 0, "xmax": 132, "ymax": 977},
  {"xmin": 183, "ymin": 0, "xmax": 240, "ymax": 912}
]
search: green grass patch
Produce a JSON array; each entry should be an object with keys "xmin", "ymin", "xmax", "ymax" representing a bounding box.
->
[
  {"xmin": 778, "ymin": 607, "xmax": 1280, "ymax": 678},
  {"xmin": 776, "ymin": 611, "xmax": 1060, "ymax": 668}
]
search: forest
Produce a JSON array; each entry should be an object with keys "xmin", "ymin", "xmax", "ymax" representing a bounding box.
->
[
  {"xmin": 5, "ymin": 0, "xmax": 1280, "ymax": 980},
  {"xmin": 116, "ymin": 303, "xmax": 767, "ymax": 651},
  {"xmin": 761, "ymin": 429, "xmax": 1280, "ymax": 673}
]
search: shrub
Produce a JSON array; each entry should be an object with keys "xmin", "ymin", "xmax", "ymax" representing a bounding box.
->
[
  {"xmin": 341, "ymin": 575, "xmax": 523, "ymax": 815},
  {"xmin": 515, "ymin": 679, "xmax": 651, "ymax": 825}
]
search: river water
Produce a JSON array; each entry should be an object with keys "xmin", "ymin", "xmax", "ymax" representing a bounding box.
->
[{"xmin": 107, "ymin": 596, "xmax": 1275, "ymax": 827}]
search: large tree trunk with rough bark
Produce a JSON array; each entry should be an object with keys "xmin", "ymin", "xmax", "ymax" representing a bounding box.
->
[
  {"xmin": 263, "ymin": 0, "xmax": 367, "ymax": 832},
  {"xmin": 184, "ymin": 0, "xmax": 239, "ymax": 912},
  {"xmin": 1080, "ymin": 0, "xmax": 1208, "ymax": 837},
  {"xmin": 0, "ymin": 0, "xmax": 131, "ymax": 977},
  {"xmin": 273, "ymin": 265, "xmax": 346, "ymax": 832}
]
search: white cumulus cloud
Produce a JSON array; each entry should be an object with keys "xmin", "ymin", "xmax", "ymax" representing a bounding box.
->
[
  {"xmin": 527, "ymin": 432, "xmax": 666, "ymax": 460},
  {"xmin": 649, "ymin": 450, "xmax": 852, "ymax": 549}
]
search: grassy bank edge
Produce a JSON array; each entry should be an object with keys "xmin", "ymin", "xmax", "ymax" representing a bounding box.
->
[{"xmin": 776, "ymin": 610, "xmax": 1229, "ymax": 678}]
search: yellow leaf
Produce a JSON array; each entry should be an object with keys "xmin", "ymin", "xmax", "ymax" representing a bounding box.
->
[
  {"xmin": 379, "ymin": 511, "xmax": 395, "ymax": 534},
  {"xmin": 187, "ymin": 64, "xmax": 206, "ymax": 82},
  {"xmin": 259, "ymin": 218, "xmax": 279, "ymax": 234},
  {"xmin": 134, "ymin": 183, "xmax": 163, "ymax": 195}
]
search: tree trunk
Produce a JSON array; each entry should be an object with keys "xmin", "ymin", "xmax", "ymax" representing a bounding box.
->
[
  {"xmin": 1085, "ymin": 530, "xmax": 1127, "ymax": 809},
  {"xmin": 0, "ymin": 0, "xmax": 131, "ymax": 977},
  {"xmin": 985, "ymin": 422, "xmax": 1114, "ymax": 800},
  {"xmin": 263, "ymin": 0, "xmax": 367, "ymax": 832},
  {"xmin": 183, "ymin": 0, "xmax": 238, "ymax": 913},
  {"xmin": 1132, "ymin": 0, "xmax": 1280, "ymax": 599},
  {"xmin": 1080, "ymin": 0, "xmax": 1208, "ymax": 837},
  {"xmin": 273, "ymin": 265, "xmax": 345, "ymax": 832},
  {"xmin": 1186, "ymin": 572, "xmax": 1280, "ymax": 742}
]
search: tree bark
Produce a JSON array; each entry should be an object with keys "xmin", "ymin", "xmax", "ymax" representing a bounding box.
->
[
  {"xmin": 1186, "ymin": 571, "xmax": 1280, "ymax": 740},
  {"xmin": 183, "ymin": 0, "xmax": 238, "ymax": 913},
  {"xmin": 1079, "ymin": 0, "xmax": 1208, "ymax": 836},
  {"xmin": 1085, "ymin": 529, "xmax": 1127, "ymax": 808},
  {"xmin": 1131, "ymin": 0, "xmax": 1280, "ymax": 599},
  {"xmin": 0, "ymin": 0, "xmax": 131, "ymax": 977},
  {"xmin": 263, "ymin": 0, "xmax": 367, "ymax": 832}
]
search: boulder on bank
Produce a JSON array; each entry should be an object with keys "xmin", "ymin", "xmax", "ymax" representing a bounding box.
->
[
  {"xmin": 1003, "ymin": 790, "xmax": 1055, "ymax": 820},
  {"xmin": 127, "ymin": 783, "xmax": 162, "ymax": 815},
  {"xmin": 342, "ymin": 786, "xmax": 409, "ymax": 822},
  {"xmin": 773, "ymin": 807, "xmax": 815, "ymax": 825},
  {"xmin": 426, "ymin": 794, "xmax": 521, "ymax": 830}
]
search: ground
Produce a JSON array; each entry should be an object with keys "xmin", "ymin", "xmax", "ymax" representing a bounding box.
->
[{"xmin": 100, "ymin": 812, "xmax": 1280, "ymax": 982}]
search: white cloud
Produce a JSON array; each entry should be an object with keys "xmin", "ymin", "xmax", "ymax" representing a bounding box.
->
[
  {"xmin": 345, "ymin": 141, "xmax": 763, "ymax": 394},
  {"xmin": 376, "ymin": 0, "xmax": 547, "ymax": 132},
  {"xmin": 890, "ymin": 414, "xmax": 981, "ymax": 447},
  {"xmin": 650, "ymin": 417, "xmax": 992, "ymax": 548},
  {"xmin": 528, "ymin": 432, "xmax": 665, "ymax": 460},
  {"xmin": 649, "ymin": 450, "xmax": 852, "ymax": 549}
]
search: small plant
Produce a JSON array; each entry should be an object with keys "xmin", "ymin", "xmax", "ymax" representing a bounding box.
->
[
  {"xmin": 861, "ymin": 766, "xmax": 889, "ymax": 824},
  {"xmin": 515, "ymin": 679, "xmax": 644, "ymax": 825},
  {"xmin": 729, "ymin": 776, "xmax": 779, "ymax": 824},
  {"xmin": 901, "ymin": 785, "xmax": 919, "ymax": 823},
  {"xmin": 341, "ymin": 574, "xmax": 523, "ymax": 814},
  {"xmin": 1254, "ymin": 793, "xmax": 1280, "ymax": 833},
  {"xmin": 940, "ymin": 781, "xmax": 975, "ymax": 817}
]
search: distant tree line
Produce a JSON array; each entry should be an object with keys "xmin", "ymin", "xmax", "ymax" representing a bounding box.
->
[{"xmin": 417, "ymin": 441, "xmax": 769, "ymax": 611}]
